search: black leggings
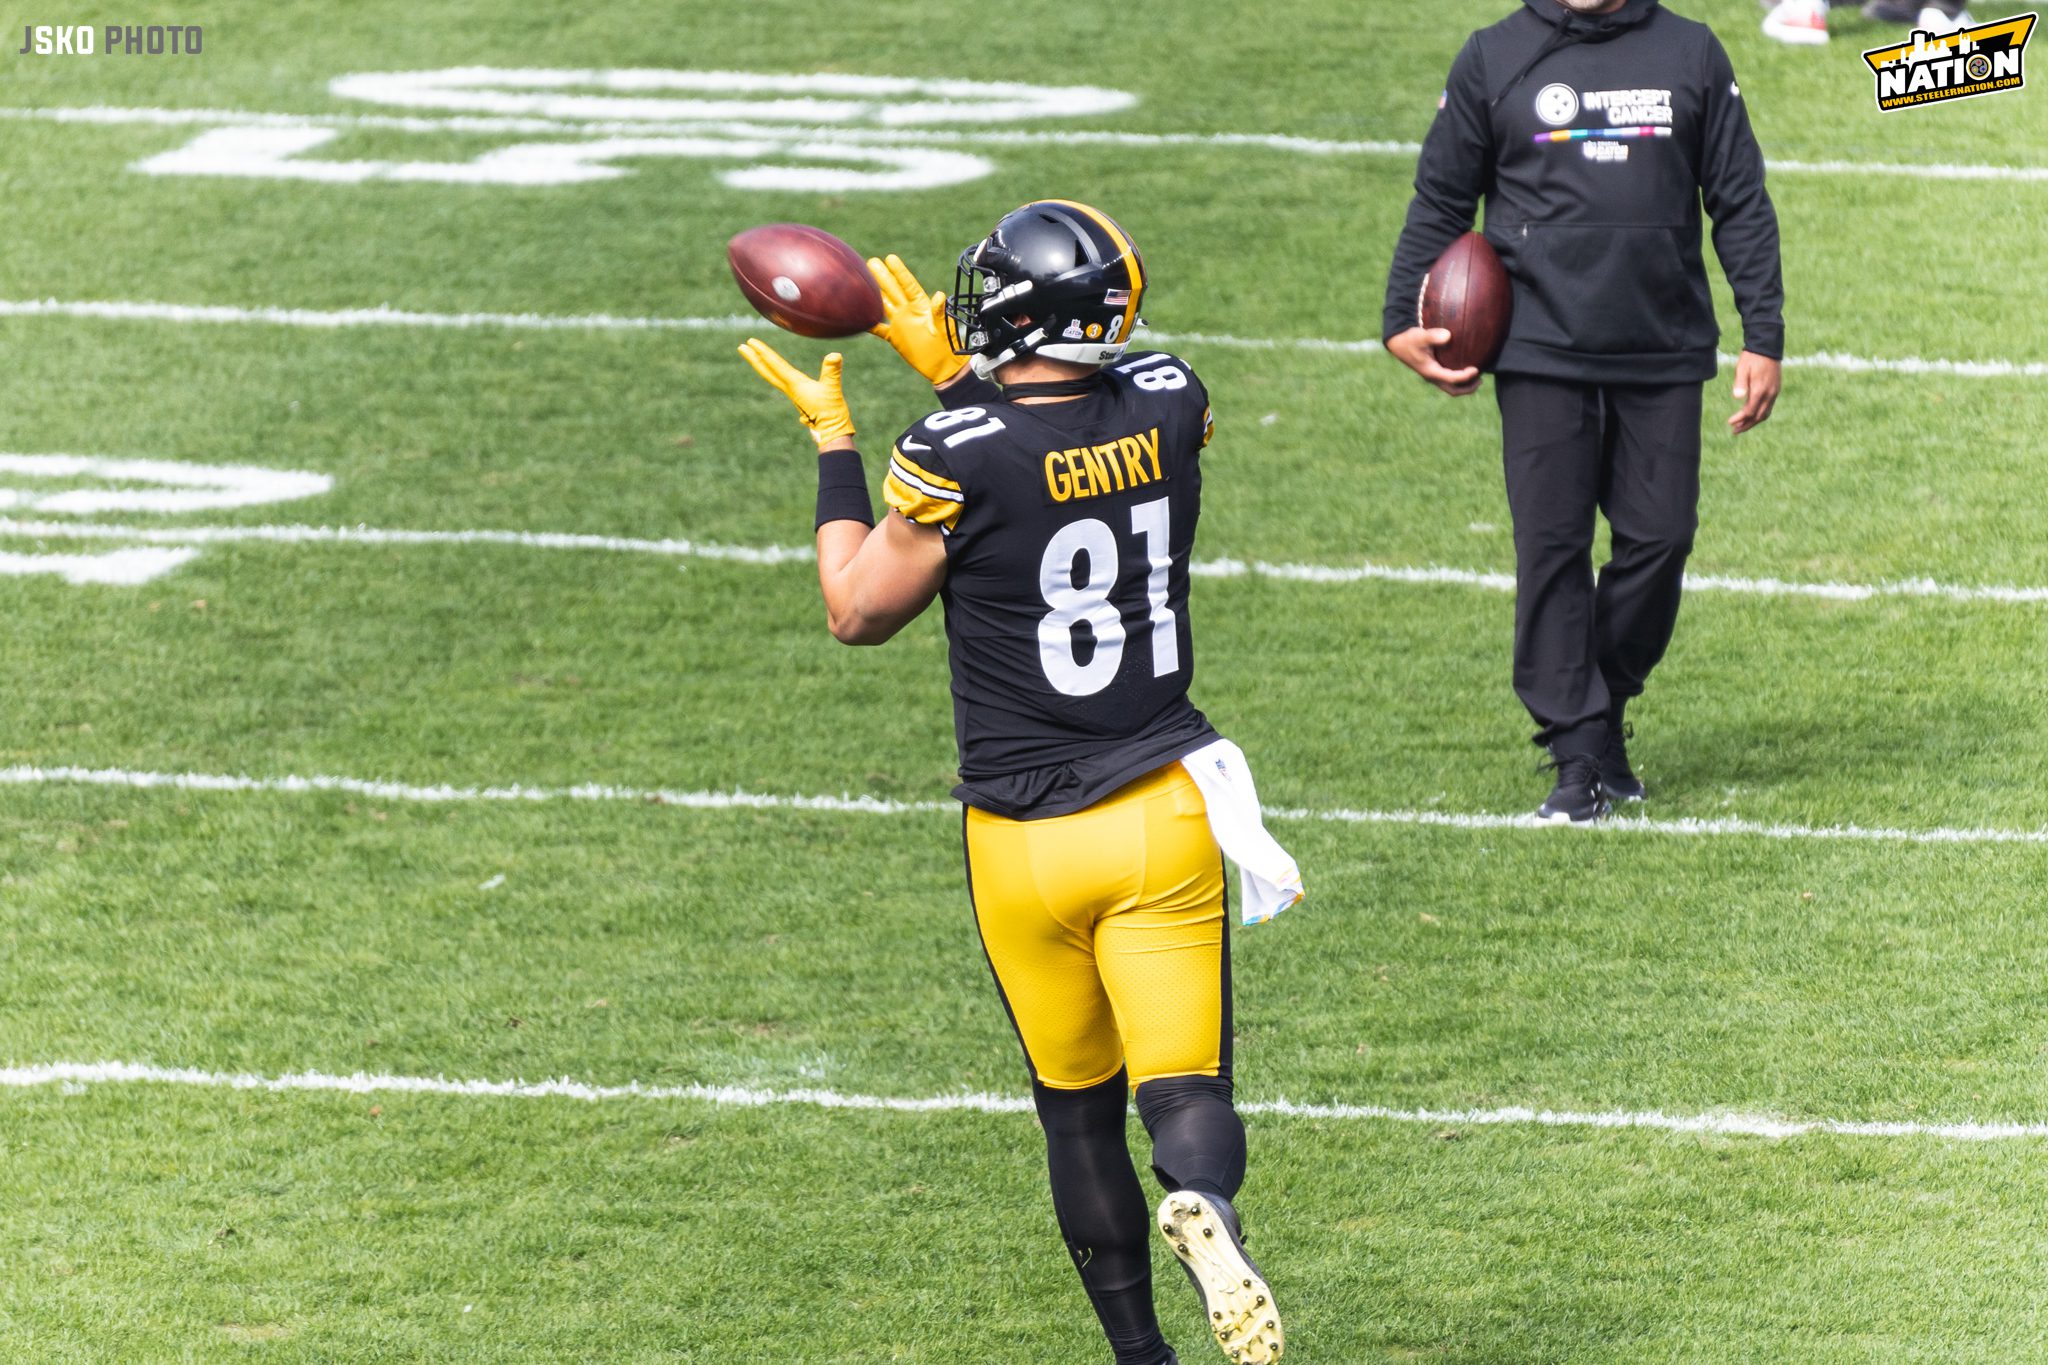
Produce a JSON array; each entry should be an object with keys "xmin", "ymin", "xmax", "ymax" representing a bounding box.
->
[{"xmin": 1032, "ymin": 1071, "xmax": 1246, "ymax": 1365}]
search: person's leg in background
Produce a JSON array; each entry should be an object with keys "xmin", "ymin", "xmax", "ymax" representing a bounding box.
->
[
  {"xmin": 1762, "ymin": 0, "xmax": 1832, "ymax": 45},
  {"xmin": 1592, "ymin": 381, "xmax": 1704, "ymax": 802},
  {"xmin": 1497, "ymin": 372, "xmax": 1612, "ymax": 821},
  {"xmin": 1862, "ymin": 0, "xmax": 1973, "ymax": 30},
  {"xmin": 1774, "ymin": 0, "xmax": 1975, "ymax": 43}
]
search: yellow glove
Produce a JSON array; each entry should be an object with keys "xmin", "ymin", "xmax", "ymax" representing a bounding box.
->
[
  {"xmin": 738, "ymin": 340, "xmax": 858, "ymax": 448},
  {"xmin": 866, "ymin": 254, "xmax": 967, "ymax": 387}
]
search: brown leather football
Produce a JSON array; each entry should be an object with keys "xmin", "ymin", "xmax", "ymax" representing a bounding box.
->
[
  {"xmin": 1419, "ymin": 231, "xmax": 1511, "ymax": 373},
  {"xmin": 728, "ymin": 224, "xmax": 885, "ymax": 339}
]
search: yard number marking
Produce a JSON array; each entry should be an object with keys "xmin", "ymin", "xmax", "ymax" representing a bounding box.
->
[{"xmin": 136, "ymin": 68, "xmax": 1140, "ymax": 192}]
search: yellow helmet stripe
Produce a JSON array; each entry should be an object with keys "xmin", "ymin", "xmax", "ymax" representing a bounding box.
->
[{"xmin": 1044, "ymin": 199, "xmax": 1142, "ymax": 342}]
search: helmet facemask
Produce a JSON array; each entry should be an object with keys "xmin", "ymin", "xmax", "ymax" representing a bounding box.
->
[{"xmin": 949, "ymin": 245, "xmax": 1048, "ymax": 379}]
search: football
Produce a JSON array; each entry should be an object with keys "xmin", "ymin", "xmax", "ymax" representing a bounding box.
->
[
  {"xmin": 1418, "ymin": 231, "xmax": 1511, "ymax": 372},
  {"xmin": 728, "ymin": 223, "xmax": 885, "ymax": 339}
]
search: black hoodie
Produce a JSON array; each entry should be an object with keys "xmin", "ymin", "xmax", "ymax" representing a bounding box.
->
[{"xmin": 1381, "ymin": 0, "xmax": 1783, "ymax": 384}]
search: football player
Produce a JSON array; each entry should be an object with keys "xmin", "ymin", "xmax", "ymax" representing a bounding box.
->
[{"xmin": 738, "ymin": 200, "xmax": 1298, "ymax": 1365}]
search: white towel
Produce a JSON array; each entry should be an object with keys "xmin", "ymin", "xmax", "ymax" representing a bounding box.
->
[{"xmin": 1180, "ymin": 737, "xmax": 1305, "ymax": 926}]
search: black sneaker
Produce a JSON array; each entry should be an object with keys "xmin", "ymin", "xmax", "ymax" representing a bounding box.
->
[
  {"xmin": 1602, "ymin": 723, "xmax": 1646, "ymax": 803},
  {"xmin": 1536, "ymin": 750, "xmax": 1609, "ymax": 824}
]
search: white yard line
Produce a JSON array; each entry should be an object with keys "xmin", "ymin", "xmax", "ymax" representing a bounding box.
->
[
  {"xmin": 1274, "ymin": 804, "xmax": 2048, "ymax": 847},
  {"xmin": 1769, "ymin": 157, "xmax": 2048, "ymax": 183},
  {"xmin": 0, "ymin": 296, "xmax": 764, "ymax": 333},
  {"xmin": 0, "ymin": 295, "xmax": 2041, "ymax": 380},
  {"xmin": 0, "ymin": 296, "xmax": 1380, "ymax": 351},
  {"xmin": 0, "ymin": 763, "xmax": 949, "ymax": 814},
  {"xmin": 1192, "ymin": 557, "xmax": 2048, "ymax": 605},
  {"xmin": 5, "ymin": 1059, "xmax": 2045, "ymax": 1142},
  {"xmin": 0, "ymin": 516, "xmax": 815, "ymax": 563},
  {"xmin": 1782, "ymin": 350, "xmax": 2048, "ymax": 380},
  {"xmin": 2, "ymin": 763, "xmax": 2044, "ymax": 847},
  {"xmin": 3, "ymin": 102, "xmax": 2047, "ymax": 183},
  {"xmin": 2, "ymin": 516, "xmax": 2044, "ymax": 606}
]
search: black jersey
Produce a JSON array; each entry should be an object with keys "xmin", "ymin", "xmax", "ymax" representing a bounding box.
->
[{"xmin": 882, "ymin": 351, "xmax": 1219, "ymax": 820}]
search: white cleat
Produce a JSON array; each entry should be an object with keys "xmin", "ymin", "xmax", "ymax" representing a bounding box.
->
[
  {"xmin": 1157, "ymin": 1191, "xmax": 1283, "ymax": 1363},
  {"xmin": 1762, "ymin": 0, "xmax": 1831, "ymax": 43},
  {"xmin": 1919, "ymin": 5, "xmax": 1971, "ymax": 32}
]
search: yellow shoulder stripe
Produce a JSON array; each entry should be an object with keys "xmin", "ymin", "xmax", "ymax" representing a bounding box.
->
[
  {"xmin": 885, "ymin": 447, "xmax": 964, "ymax": 530},
  {"xmin": 890, "ymin": 446, "xmax": 960, "ymax": 494}
]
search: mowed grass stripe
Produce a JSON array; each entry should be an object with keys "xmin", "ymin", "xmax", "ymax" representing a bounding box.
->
[
  {"xmin": 6, "ymin": 775, "xmax": 2041, "ymax": 1129},
  {"xmin": 1, "ymin": 295, "xmax": 2044, "ymax": 377},
  {"xmin": 14, "ymin": 1059, "xmax": 2048, "ymax": 1143},
  {"xmin": 12, "ymin": 1083, "xmax": 2047, "ymax": 1365},
  {"xmin": 5, "ymin": 762, "xmax": 2045, "ymax": 846}
]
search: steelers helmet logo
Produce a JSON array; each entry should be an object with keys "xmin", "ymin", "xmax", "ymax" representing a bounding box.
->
[
  {"xmin": 1535, "ymin": 83, "xmax": 1579, "ymax": 127},
  {"xmin": 1966, "ymin": 52, "xmax": 1992, "ymax": 81}
]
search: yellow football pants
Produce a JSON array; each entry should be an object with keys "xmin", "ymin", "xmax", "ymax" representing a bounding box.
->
[{"xmin": 965, "ymin": 762, "xmax": 1230, "ymax": 1091}]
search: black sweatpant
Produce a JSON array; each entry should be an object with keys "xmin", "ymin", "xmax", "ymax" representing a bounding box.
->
[{"xmin": 1495, "ymin": 373, "xmax": 1702, "ymax": 755}]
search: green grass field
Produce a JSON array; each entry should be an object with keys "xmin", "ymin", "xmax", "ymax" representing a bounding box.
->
[{"xmin": 3, "ymin": 1, "xmax": 2048, "ymax": 1359}]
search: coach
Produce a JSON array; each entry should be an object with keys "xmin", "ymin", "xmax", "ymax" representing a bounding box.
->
[{"xmin": 1383, "ymin": 0, "xmax": 1784, "ymax": 822}]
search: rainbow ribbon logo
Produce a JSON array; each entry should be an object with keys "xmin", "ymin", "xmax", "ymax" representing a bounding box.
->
[{"xmin": 1533, "ymin": 126, "xmax": 1676, "ymax": 144}]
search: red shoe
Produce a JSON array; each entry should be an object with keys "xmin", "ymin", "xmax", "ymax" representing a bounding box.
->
[{"xmin": 1763, "ymin": 0, "xmax": 1831, "ymax": 43}]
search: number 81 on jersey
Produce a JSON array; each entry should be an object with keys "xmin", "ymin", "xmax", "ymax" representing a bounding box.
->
[{"xmin": 1038, "ymin": 496, "xmax": 1177, "ymax": 697}]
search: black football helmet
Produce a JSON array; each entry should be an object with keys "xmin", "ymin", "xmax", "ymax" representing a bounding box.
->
[{"xmin": 948, "ymin": 199, "xmax": 1146, "ymax": 379}]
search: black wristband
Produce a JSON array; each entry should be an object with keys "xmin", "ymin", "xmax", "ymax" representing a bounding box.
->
[{"xmin": 815, "ymin": 448, "xmax": 875, "ymax": 530}]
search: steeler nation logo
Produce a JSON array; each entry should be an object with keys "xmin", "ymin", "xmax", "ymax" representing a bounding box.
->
[{"xmin": 1863, "ymin": 12, "xmax": 2035, "ymax": 111}]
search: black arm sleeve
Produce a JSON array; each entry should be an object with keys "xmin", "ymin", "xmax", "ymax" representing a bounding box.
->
[
  {"xmin": 1381, "ymin": 36, "xmax": 1495, "ymax": 344},
  {"xmin": 1698, "ymin": 34, "xmax": 1785, "ymax": 360},
  {"xmin": 937, "ymin": 370, "xmax": 1001, "ymax": 408}
]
